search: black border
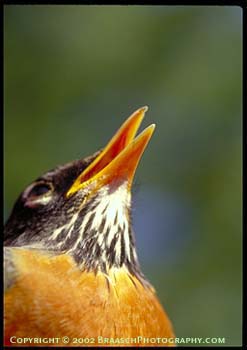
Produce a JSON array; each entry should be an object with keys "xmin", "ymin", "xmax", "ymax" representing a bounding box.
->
[{"xmin": 2, "ymin": 2, "xmax": 245, "ymax": 349}]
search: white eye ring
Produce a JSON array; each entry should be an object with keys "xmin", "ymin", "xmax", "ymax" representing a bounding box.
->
[{"xmin": 23, "ymin": 181, "xmax": 54, "ymax": 207}]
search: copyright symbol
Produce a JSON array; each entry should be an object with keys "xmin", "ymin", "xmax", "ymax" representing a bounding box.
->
[{"xmin": 62, "ymin": 336, "xmax": 70, "ymax": 344}]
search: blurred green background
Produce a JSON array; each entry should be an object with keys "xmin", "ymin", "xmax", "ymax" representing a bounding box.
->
[{"xmin": 4, "ymin": 5, "xmax": 242, "ymax": 346}]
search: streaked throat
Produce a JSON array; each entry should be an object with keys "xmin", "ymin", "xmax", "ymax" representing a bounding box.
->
[{"xmin": 48, "ymin": 181, "xmax": 142, "ymax": 278}]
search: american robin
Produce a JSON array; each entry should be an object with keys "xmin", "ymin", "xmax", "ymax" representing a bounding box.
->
[{"xmin": 4, "ymin": 107, "xmax": 175, "ymax": 347}]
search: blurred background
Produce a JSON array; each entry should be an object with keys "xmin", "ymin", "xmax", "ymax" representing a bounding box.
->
[{"xmin": 4, "ymin": 5, "xmax": 242, "ymax": 346}]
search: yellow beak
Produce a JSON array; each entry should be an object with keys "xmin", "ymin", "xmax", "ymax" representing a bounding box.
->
[{"xmin": 66, "ymin": 106, "xmax": 155, "ymax": 197}]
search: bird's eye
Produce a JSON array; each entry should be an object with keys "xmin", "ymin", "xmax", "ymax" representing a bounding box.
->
[
  {"xmin": 22, "ymin": 181, "xmax": 54, "ymax": 208},
  {"xmin": 28, "ymin": 183, "xmax": 52, "ymax": 197},
  {"xmin": 24, "ymin": 182, "xmax": 53, "ymax": 200}
]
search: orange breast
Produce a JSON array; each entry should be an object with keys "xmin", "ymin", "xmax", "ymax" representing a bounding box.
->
[{"xmin": 5, "ymin": 249, "xmax": 175, "ymax": 347}]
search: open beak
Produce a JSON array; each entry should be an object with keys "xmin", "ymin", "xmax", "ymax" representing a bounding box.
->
[{"xmin": 67, "ymin": 106, "xmax": 155, "ymax": 197}]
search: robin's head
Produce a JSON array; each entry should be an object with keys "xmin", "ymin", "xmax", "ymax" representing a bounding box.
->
[{"xmin": 4, "ymin": 107, "xmax": 155, "ymax": 276}]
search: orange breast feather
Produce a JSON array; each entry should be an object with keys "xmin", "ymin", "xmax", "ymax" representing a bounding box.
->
[{"xmin": 4, "ymin": 249, "xmax": 175, "ymax": 347}]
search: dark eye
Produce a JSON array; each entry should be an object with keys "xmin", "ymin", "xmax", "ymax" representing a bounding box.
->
[
  {"xmin": 22, "ymin": 181, "xmax": 54, "ymax": 208},
  {"xmin": 28, "ymin": 183, "xmax": 52, "ymax": 197}
]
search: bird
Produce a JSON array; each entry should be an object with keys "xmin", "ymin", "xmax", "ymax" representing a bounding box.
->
[{"xmin": 4, "ymin": 107, "xmax": 175, "ymax": 347}]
